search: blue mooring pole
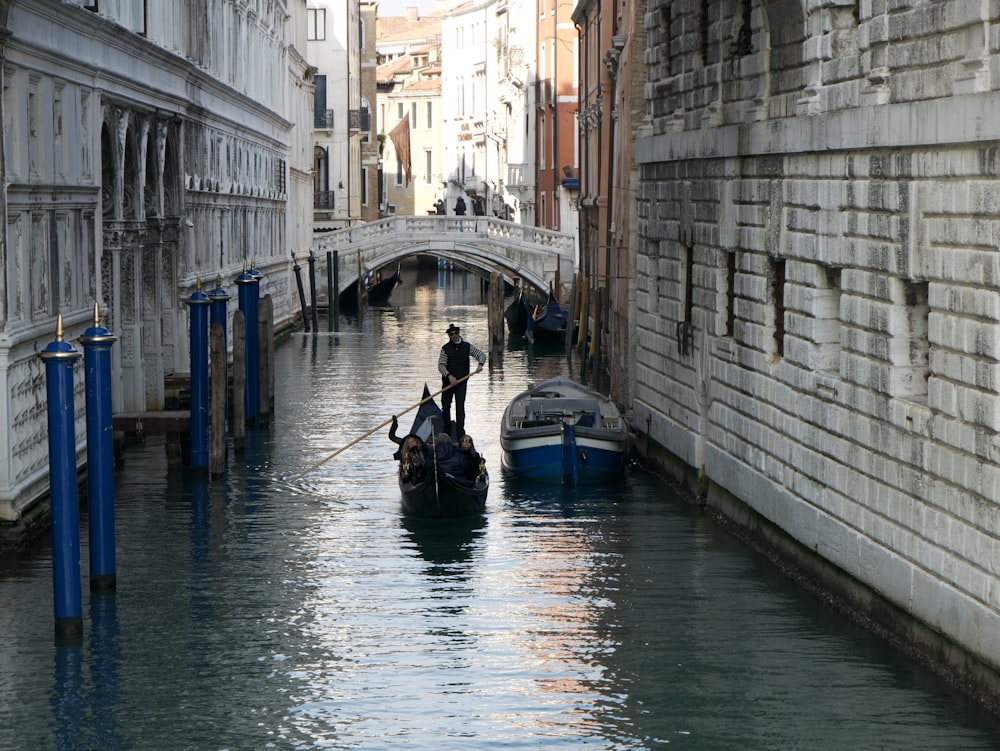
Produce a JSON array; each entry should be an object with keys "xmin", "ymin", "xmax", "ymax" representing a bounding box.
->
[
  {"xmin": 38, "ymin": 316, "xmax": 84, "ymax": 641},
  {"xmin": 188, "ymin": 283, "xmax": 211, "ymax": 469},
  {"xmin": 80, "ymin": 304, "xmax": 118, "ymax": 592},
  {"xmin": 237, "ymin": 266, "xmax": 260, "ymax": 422}
]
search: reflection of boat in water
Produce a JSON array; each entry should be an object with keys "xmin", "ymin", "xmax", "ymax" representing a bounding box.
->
[
  {"xmin": 401, "ymin": 513, "xmax": 487, "ymax": 566},
  {"xmin": 500, "ymin": 376, "xmax": 631, "ymax": 486}
]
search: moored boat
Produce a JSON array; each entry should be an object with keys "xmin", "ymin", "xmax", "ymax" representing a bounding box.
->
[
  {"xmin": 504, "ymin": 288, "xmax": 529, "ymax": 338},
  {"xmin": 366, "ymin": 264, "xmax": 401, "ymax": 307},
  {"xmin": 499, "ymin": 376, "xmax": 630, "ymax": 486},
  {"xmin": 337, "ymin": 265, "xmax": 401, "ymax": 313},
  {"xmin": 526, "ymin": 290, "xmax": 569, "ymax": 344}
]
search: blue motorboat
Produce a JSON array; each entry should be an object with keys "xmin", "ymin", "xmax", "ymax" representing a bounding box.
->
[{"xmin": 499, "ymin": 377, "xmax": 631, "ymax": 486}]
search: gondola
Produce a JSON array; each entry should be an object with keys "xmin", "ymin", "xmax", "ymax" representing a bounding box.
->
[
  {"xmin": 499, "ymin": 376, "xmax": 631, "ymax": 486},
  {"xmin": 396, "ymin": 385, "xmax": 489, "ymax": 518},
  {"xmin": 337, "ymin": 265, "xmax": 399, "ymax": 313},
  {"xmin": 504, "ymin": 288, "xmax": 529, "ymax": 338},
  {"xmin": 399, "ymin": 463, "xmax": 489, "ymax": 518},
  {"xmin": 366, "ymin": 264, "xmax": 401, "ymax": 307},
  {"xmin": 526, "ymin": 289, "xmax": 569, "ymax": 344}
]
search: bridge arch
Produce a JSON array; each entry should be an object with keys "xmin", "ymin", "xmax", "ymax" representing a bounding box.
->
[{"xmin": 312, "ymin": 216, "xmax": 576, "ymax": 298}]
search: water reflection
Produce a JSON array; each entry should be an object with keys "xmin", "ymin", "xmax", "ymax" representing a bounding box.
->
[
  {"xmin": 89, "ymin": 593, "xmax": 123, "ymax": 750},
  {"xmin": 401, "ymin": 514, "xmax": 487, "ymax": 570}
]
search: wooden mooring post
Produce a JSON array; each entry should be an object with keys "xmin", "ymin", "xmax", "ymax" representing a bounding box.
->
[
  {"xmin": 232, "ymin": 310, "xmax": 246, "ymax": 451},
  {"xmin": 210, "ymin": 321, "xmax": 227, "ymax": 476},
  {"xmin": 258, "ymin": 294, "xmax": 275, "ymax": 423},
  {"xmin": 487, "ymin": 271, "xmax": 505, "ymax": 353}
]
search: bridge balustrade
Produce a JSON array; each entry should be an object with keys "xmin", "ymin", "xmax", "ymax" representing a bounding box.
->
[{"xmin": 312, "ymin": 216, "xmax": 575, "ymax": 296}]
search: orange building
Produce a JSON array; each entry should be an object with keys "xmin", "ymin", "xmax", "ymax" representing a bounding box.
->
[{"xmin": 535, "ymin": 0, "xmax": 578, "ymax": 237}]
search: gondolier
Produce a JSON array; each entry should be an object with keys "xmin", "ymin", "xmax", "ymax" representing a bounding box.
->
[{"xmin": 438, "ymin": 323, "xmax": 487, "ymax": 438}]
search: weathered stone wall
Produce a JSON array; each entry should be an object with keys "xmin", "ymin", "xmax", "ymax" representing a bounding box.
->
[
  {"xmin": 634, "ymin": 0, "xmax": 1000, "ymax": 697},
  {"xmin": 0, "ymin": 1, "xmax": 307, "ymax": 523}
]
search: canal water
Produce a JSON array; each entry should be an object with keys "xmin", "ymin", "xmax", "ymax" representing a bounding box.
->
[{"xmin": 2, "ymin": 260, "xmax": 1000, "ymax": 751}]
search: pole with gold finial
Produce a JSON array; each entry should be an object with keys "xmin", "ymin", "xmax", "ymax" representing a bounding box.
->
[
  {"xmin": 38, "ymin": 314, "xmax": 84, "ymax": 642},
  {"xmin": 80, "ymin": 302, "xmax": 118, "ymax": 591}
]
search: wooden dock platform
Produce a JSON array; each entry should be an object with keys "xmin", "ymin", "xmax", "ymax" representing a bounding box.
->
[{"xmin": 112, "ymin": 410, "xmax": 190, "ymax": 466}]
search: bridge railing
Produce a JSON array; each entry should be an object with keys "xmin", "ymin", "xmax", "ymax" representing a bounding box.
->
[{"xmin": 315, "ymin": 215, "xmax": 575, "ymax": 257}]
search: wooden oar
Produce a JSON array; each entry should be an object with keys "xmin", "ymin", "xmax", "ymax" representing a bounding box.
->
[{"xmin": 293, "ymin": 372, "xmax": 476, "ymax": 480}]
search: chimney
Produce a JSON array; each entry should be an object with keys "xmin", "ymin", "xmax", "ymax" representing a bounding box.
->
[{"xmin": 406, "ymin": 7, "xmax": 419, "ymax": 21}]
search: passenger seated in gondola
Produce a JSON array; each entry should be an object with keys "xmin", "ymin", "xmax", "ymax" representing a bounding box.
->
[
  {"xmin": 391, "ymin": 416, "xmax": 430, "ymax": 483},
  {"xmin": 457, "ymin": 434, "xmax": 485, "ymax": 480},
  {"xmin": 398, "ymin": 433, "xmax": 431, "ymax": 483},
  {"xmin": 433, "ymin": 433, "xmax": 472, "ymax": 481}
]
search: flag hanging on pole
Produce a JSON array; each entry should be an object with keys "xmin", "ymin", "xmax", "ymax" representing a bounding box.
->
[{"xmin": 388, "ymin": 113, "xmax": 412, "ymax": 187}]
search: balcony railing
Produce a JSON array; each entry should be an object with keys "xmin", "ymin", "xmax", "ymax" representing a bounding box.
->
[
  {"xmin": 314, "ymin": 191, "xmax": 335, "ymax": 209},
  {"xmin": 314, "ymin": 109, "xmax": 335, "ymax": 129},
  {"xmin": 349, "ymin": 108, "xmax": 371, "ymax": 132}
]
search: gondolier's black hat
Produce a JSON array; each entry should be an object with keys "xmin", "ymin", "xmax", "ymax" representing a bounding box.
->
[{"xmin": 446, "ymin": 323, "xmax": 460, "ymax": 334}]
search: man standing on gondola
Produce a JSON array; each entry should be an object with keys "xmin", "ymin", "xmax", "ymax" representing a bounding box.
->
[{"xmin": 438, "ymin": 323, "xmax": 486, "ymax": 438}]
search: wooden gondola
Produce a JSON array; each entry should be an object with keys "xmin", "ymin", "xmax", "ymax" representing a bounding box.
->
[
  {"xmin": 396, "ymin": 385, "xmax": 489, "ymax": 518},
  {"xmin": 504, "ymin": 288, "xmax": 529, "ymax": 338},
  {"xmin": 526, "ymin": 289, "xmax": 569, "ymax": 344},
  {"xmin": 338, "ymin": 264, "xmax": 401, "ymax": 312},
  {"xmin": 399, "ymin": 463, "xmax": 489, "ymax": 519},
  {"xmin": 366, "ymin": 264, "xmax": 401, "ymax": 307}
]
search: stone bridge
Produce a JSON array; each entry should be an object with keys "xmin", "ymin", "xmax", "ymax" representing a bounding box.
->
[{"xmin": 311, "ymin": 215, "xmax": 576, "ymax": 296}]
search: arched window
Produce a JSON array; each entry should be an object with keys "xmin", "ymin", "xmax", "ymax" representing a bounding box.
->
[
  {"xmin": 314, "ymin": 146, "xmax": 332, "ymax": 208},
  {"xmin": 314, "ymin": 145, "xmax": 329, "ymax": 193}
]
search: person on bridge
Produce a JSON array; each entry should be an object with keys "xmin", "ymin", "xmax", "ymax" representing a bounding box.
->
[
  {"xmin": 454, "ymin": 197, "xmax": 467, "ymax": 216},
  {"xmin": 438, "ymin": 323, "xmax": 486, "ymax": 438}
]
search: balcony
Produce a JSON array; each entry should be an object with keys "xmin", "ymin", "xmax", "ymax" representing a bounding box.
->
[
  {"xmin": 314, "ymin": 109, "xmax": 335, "ymax": 129},
  {"xmin": 314, "ymin": 191, "xmax": 335, "ymax": 209},
  {"xmin": 349, "ymin": 108, "xmax": 371, "ymax": 132}
]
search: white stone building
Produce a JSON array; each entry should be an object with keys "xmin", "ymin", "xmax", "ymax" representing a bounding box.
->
[
  {"xmin": 0, "ymin": 0, "xmax": 312, "ymax": 523},
  {"xmin": 307, "ymin": 0, "xmax": 366, "ymax": 229},
  {"xmin": 632, "ymin": 0, "xmax": 1000, "ymax": 700},
  {"xmin": 439, "ymin": 0, "xmax": 500, "ymax": 217},
  {"xmin": 376, "ymin": 9, "xmax": 443, "ymax": 217},
  {"xmin": 495, "ymin": 0, "xmax": 536, "ymax": 225}
]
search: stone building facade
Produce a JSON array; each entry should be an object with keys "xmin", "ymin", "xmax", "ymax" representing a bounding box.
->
[
  {"xmin": 634, "ymin": 0, "xmax": 1000, "ymax": 700},
  {"xmin": 377, "ymin": 7, "xmax": 443, "ymax": 217},
  {"xmin": 1, "ymin": 0, "xmax": 312, "ymax": 524},
  {"xmin": 575, "ymin": 0, "xmax": 647, "ymax": 402}
]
